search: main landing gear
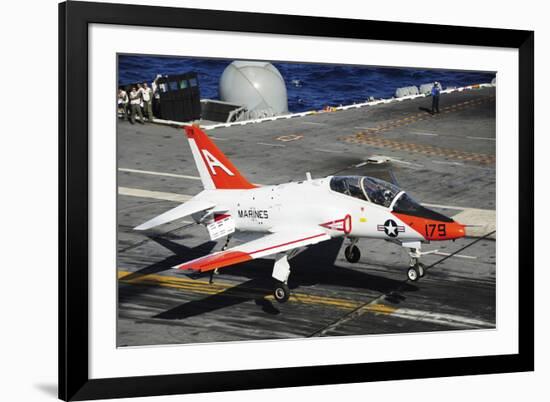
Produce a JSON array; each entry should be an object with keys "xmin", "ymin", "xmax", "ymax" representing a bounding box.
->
[
  {"xmin": 344, "ymin": 238, "xmax": 361, "ymax": 263},
  {"xmin": 209, "ymin": 235, "xmax": 232, "ymax": 284},
  {"xmin": 272, "ymin": 254, "xmax": 292, "ymax": 303},
  {"xmin": 273, "ymin": 282, "xmax": 290, "ymax": 303}
]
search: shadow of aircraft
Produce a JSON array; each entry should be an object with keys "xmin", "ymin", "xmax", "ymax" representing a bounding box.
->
[
  {"xmin": 149, "ymin": 237, "xmax": 417, "ymax": 320},
  {"xmin": 120, "ymin": 236, "xmax": 217, "ymax": 281},
  {"xmin": 154, "ymin": 277, "xmax": 281, "ymax": 319},
  {"xmin": 118, "ymin": 236, "xmax": 217, "ymax": 303}
]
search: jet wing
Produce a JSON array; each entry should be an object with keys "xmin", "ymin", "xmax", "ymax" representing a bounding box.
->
[
  {"xmin": 134, "ymin": 199, "xmax": 215, "ymax": 231},
  {"xmin": 174, "ymin": 229, "xmax": 330, "ymax": 273}
]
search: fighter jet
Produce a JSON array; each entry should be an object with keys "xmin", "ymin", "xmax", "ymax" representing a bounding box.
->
[{"xmin": 135, "ymin": 125, "xmax": 465, "ymax": 302}]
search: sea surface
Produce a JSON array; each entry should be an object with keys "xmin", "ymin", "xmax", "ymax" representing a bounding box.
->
[{"xmin": 119, "ymin": 55, "xmax": 495, "ymax": 113}]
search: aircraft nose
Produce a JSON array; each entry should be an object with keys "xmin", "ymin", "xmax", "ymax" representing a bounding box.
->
[
  {"xmin": 447, "ymin": 221, "xmax": 466, "ymax": 240},
  {"xmin": 393, "ymin": 210, "xmax": 466, "ymax": 241}
]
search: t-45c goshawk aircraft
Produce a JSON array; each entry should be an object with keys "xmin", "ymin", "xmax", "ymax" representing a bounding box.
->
[{"xmin": 135, "ymin": 126, "xmax": 465, "ymax": 303}]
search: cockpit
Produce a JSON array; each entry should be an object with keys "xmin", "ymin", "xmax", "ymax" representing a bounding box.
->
[
  {"xmin": 329, "ymin": 175, "xmax": 455, "ymax": 222},
  {"xmin": 329, "ymin": 176, "xmax": 401, "ymax": 208}
]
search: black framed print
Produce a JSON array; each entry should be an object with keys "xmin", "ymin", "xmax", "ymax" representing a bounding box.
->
[{"xmin": 59, "ymin": 1, "xmax": 534, "ymax": 400}]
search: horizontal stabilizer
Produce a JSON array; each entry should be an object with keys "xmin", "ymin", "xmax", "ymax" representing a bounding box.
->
[{"xmin": 134, "ymin": 199, "xmax": 215, "ymax": 231}]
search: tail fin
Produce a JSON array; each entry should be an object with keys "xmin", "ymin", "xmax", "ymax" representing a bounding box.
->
[{"xmin": 184, "ymin": 125, "xmax": 256, "ymax": 190}]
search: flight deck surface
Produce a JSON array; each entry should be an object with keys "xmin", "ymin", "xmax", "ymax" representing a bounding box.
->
[{"xmin": 117, "ymin": 86, "xmax": 496, "ymax": 346}]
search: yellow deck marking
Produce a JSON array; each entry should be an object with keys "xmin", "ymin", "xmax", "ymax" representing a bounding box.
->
[
  {"xmin": 119, "ymin": 271, "xmax": 492, "ymax": 328},
  {"xmin": 118, "ymin": 270, "xmax": 392, "ymax": 312},
  {"xmin": 343, "ymin": 96, "xmax": 495, "ymax": 143},
  {"xmin": 342, "ymin": 129, "xmax": 495, "ymax": 165}
]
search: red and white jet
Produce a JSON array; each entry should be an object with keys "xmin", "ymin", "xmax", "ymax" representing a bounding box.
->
[{"xmin": 135, "ymin": 126, "xmax": 465, "ymax": 302}]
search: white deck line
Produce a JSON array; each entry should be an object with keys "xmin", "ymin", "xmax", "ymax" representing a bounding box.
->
[
  {"xmin": 313, "ymin": 148, "xmax": 342, "ymax": 154},
  {"xmin": 466, "ymin": 136, "xmax": 496, "ymax": 141},
  {"xmin": 302, "ymin": 121, "xmax": 327, "ymax": 126},
  {"xmin": 389, "ymin": 308, "xmax": 494, "ymax": 329},
  {"xmin": 433, "ymin": 252, "xmax": 477, "ymax": 260},
  {"xmin": 118, "ymin": 187, "xmax": 192, "ymax": 203},
  {"xmin": 118, "ymin": 168, "xmax": 201, "ymax": 181},
  {"xmin": 422, "ymin": 202, "xmax": 471, "ymax": 211},
  {"xmin": 256, "ymin": 142, "xmax": 286, "ymax": 147},
  {"xmin": 410, "ymin": 131, "xmax": 439, "ymax": 136}
]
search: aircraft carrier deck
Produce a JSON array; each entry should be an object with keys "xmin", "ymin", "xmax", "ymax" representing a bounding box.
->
[{"xmin": 117, "ymin": 86, "xmax": 496, "ymax": 347}]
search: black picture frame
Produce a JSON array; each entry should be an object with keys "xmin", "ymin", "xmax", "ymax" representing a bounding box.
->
[{"xmin": 59, "ymin": 1, "xmax": 534, "ymax": 400}]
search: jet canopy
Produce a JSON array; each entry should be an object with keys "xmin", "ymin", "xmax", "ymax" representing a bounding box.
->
[
  {"xmin": 330, "ymin": 175, "xmax": 455, "ymax": 222},
  {"xmin": 329, "ymin": 176, "xmax": 401, "ymax": 208}
]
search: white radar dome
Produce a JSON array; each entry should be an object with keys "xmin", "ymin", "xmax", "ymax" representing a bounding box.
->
[{"xmin": 219, "ymin": 61, "xmax": 288, "ymax": 117}]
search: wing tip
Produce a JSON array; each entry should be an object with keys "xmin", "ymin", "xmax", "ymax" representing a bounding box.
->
[
  {"xmin": 134, "ymin": 221, "xmax": 156, "ymax": 231},
  {"xmin": 173, "ymin": 264, "xmax": 198, "ymax": 272},
  {"xmin": 174, "ymin": 250, "xmax": 252, "ymax": 273}
]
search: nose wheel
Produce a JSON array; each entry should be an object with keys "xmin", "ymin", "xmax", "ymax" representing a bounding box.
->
[
  {"xmin": 407, "ymin": 262, "xmax": 425, "ymax": 282},
  {"xmin": 404, "ymin": 244, "xmax": 434, "ymax": 282}
]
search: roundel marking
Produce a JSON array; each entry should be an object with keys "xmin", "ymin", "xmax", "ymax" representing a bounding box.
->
[
  {"xmin": 377, "ymin": 219, "xmax": 405, "ymax": 237},
  {"xmin": 383, "ymin": 219, "xmax": 399, "ymax": 237}
]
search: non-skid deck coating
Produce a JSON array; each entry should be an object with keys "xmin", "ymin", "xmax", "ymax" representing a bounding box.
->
[{"xmin": 117, "ymin": 86, "xmax": 496, "ymax": 347}]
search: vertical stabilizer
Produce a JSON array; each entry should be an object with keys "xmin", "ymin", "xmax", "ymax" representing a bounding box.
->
[{"xmin": 184, "ymin": 125, "xmax": 256, "ymax": 190}]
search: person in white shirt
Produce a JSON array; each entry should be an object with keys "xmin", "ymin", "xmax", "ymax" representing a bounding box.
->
[
  {"xmin": 129, "ymin": 87, "xmax": 145, "ymax": 124},
  {"xmin": 139, "ymin": 82, "xmax": 154, "ymax": 121},
  {"xmin": 117, "ymin": 88, "xmax": 129, "ymax": 119}
]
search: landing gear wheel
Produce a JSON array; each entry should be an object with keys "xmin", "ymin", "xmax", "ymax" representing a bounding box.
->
[
  {"xmin": 345, "ymin": 245, "xmax": 361, "ymax": 263},
  {"xmin": 407, "ymin": 266, "xmax": 420, "ymax": 282},
  {"xmin": 417, "ymin": 263, "xmax": 425, "ymax": 278},
  {"xmin": 273, "ymin": 282, "xmax": 290, "ymax": 303}
]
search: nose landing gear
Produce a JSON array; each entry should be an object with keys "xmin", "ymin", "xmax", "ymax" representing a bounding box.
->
[
  {"xmin": 405, "ymin": 243, "xmax": 436, "ymax": 282},
  {"xmin": 407, "ymin": 262, "xmax": 425, "ymax": 282}
]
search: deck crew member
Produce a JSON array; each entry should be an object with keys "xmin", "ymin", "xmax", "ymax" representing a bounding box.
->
[
  {"xmin": 117, "ymin": 88, "xmax": 129, "ymax": 119},
  {"xmin": 140, "ymin": 82, "xmax": 154, "ymax": 121},
  {"xmin": 431, "ymin": 81, "xmax": 441, "ymax": 114},
  {"xmin": 129, "ymin": 87, "xmax": 145, "ymax": 124}
]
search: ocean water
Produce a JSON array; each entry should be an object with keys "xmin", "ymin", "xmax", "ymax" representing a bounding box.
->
[{"xmin": 119, "ymin": 55, "xmax": 495, "ymax": 113}]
